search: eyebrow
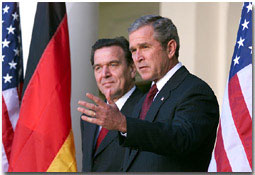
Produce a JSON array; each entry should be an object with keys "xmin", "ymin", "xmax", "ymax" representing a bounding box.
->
[
  {"xmin": 130, "ymin": 42, "xmax": 150, "ymax": 50},
  {"xmin": 93, "ymin": 60, "xmax": 121, "ymax": 68}
]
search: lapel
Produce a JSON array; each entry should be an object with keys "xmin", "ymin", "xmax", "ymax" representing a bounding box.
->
[
  {"xmin": 145, "ymin": 66, "xmax": 189, "ymax": 122},
  {"xmin": 82, "ymin": 120, "xmax": 98, "ymax": 169},
  {"xmin": 123, "ymin": 66, "xmax": 189, "ymax": 171},
  {"xmin": 122, "ymin": 90, "xmax": 146, "ymax": 171},
  {"xmin": 122, "ymin": 88, "xmax": 145, "ymax": 118},
  {"xmin": 123, "ymin": 149, "xmax": 138, "ymax": 171},
  {"xmin": 93, "ymin": 129, "xmax": 117, "ymax": 158},
  {"xmin": 94, "ymin": 88, "xmax": 144, "ymax": 158},
  {"xmin": 131, "ymin": 93, "xmax": 146, "ymax": 119}
]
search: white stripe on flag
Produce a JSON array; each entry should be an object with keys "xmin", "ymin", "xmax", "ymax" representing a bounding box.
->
[
  {"xmin": 221, "ymin": 82, "xmax": 251, "ymax": 172},
  {"xmin": 2, "ymin": 144, "xmax": 9, "ymax": 172},
  {"xmin": 237, "ymin": 64, "xmax": 252, "ymax": 118},
  {"xmin": 2, "ymin": 88, "xmax": 20, "ymax": 130},
  {"xmin": 208, "ymin": 150, "xmax": 216, "ymax": 172}
]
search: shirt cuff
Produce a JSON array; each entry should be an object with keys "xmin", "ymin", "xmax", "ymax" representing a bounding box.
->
[{"xmin": 120, "ymin": 132, "xmax": 127, "ymax": 137}]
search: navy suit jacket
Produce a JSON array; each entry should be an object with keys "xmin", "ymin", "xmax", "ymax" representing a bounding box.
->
[
  {"xmin": 80, "ymin": 88, "xmax": 144, "ymax": 172},
  {"xmin": 120, "ymin": 66, "xmax": 219, "ymax": 172}
]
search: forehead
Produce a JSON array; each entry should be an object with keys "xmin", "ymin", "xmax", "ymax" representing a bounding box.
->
[
  {"xmin": 94, "ymin": 45, "xmax": 125, "ymax": 64},
  {"xmin": 129, "ymin": 25, "xmax": 155, "ymax": 45}
]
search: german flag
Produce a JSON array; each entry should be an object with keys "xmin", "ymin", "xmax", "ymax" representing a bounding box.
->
[{"xmin": 8, "ymin": 2, "xmax": 77, "ymax": 172}]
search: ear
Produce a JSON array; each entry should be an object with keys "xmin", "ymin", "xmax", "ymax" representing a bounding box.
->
[
  {"xmin": 167, "ymin": 40, "xmax": 177, "ymax": 59},
  {"xmin": 129, "ymin": 63, "xmax": 137, "ymax": 79}
]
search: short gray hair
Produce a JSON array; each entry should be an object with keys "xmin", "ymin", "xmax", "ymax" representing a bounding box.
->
[{"xmin": 128, "ymin": 15, "xmax": 180, "ymax": 58}]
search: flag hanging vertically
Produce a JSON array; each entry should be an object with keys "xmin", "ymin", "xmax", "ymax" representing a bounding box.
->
[
  {"xmin": 2, "ymin": 2, "xmax": 23, "ymax": 172},
  {"xmin": 208, "ymin": 2, "xmax": 252, "ymax": 172},
  {"xmin": 8, "ymin": 2, "xmax": 77, "ymax": 172}
]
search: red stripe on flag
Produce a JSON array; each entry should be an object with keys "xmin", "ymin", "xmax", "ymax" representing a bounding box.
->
[
  {"xmin": 9, "ymin": 15, "xmax": 71, "ymax": 172},
  {"xmin": 2, "ymin": 96, "xmax": 14, "ymax": 162},
  {"xmin": 228, "ymin": 75, "xmax": 252, "ymax": 168},
  {"xmin": 214, "ymin": 123, "xmax": 232, "ymax": 172}
]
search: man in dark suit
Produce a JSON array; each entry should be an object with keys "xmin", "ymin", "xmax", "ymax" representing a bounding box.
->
[
  {"xmin": 79, "ymin": 37, "xmax": 144, "ymax": 172},
  {"xmin": 78, "ymin": 15, "xmax": 219, "ymax": 172}
]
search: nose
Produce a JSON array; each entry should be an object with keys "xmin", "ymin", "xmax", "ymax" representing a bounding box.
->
[
  {"xmin": 102, "ymin": 66, "xmax": 111, "ymax": 78},
  {"xmin": 133, "ymin": 50, "xmax": 144, "ymax": 62}
]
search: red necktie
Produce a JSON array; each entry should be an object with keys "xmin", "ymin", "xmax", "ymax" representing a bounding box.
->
[
  {"xmin": 95, "ymin": 127, "xmax": 108, "ymax": 151},
  {"xmin": 139, "ymin": 84, "xmax": 158, "ymax": 120}
]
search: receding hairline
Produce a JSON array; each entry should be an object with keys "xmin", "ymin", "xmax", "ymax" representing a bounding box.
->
[{"xmin": 93, "ymin": 45, "xmax": 129, "ymax": 65}]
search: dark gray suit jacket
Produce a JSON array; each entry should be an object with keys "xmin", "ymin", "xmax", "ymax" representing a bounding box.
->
[
  {"xmin": 80, "ymin": 88, "xmax": 144, "ymax": 172},
  {"xmin": 120, "ymin": 66, "xmax": 219, "ymax": 172}
]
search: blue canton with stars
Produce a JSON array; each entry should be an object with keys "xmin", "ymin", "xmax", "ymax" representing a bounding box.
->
[
  {"xmin": 229, "ymin": 2, "xmax": 252, "ymax": 80},
  {"xmin": 2, "ymin": 2, "xmax": 23, "ymax": 91}
]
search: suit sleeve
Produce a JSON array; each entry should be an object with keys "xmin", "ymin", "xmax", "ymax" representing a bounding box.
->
[{"xmin": 120, "ymin": 81, "xmax": 219, "ymax": 157}]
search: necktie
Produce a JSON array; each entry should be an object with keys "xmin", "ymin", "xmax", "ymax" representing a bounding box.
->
[
  {"xmin": 95, "ymin": 127, "xmax": 108, "ymax": 151},
  {"xmin": 139, "ymin": 84, "xmax": 158, "ymax": 120}
]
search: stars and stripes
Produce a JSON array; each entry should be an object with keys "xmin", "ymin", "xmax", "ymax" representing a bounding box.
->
[
  {"xmin": 2, "ymin": 2, "xmax": 23, "ymax": 172},
  {"xmin": 208, "ymin": 2, "xmax": 252, "ymax": 172}
]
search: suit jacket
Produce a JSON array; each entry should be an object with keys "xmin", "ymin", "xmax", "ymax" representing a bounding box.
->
[
  {"xmin": 120, "ymin": 66, "xmax": 219, "ymax": 172},
  {"xmin": 80, "ymin": 87, "xmax": 144, "ymax": 172}
]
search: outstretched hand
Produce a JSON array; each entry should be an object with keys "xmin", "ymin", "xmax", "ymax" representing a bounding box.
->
[{"xmin": 77, "ymin": 89, "xmax": 127, "ymax": 132}]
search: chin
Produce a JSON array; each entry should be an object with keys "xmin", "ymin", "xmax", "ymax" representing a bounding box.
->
[{"xmin": 141, "ymin": 75, "xmax": 153, "ymax": 81}]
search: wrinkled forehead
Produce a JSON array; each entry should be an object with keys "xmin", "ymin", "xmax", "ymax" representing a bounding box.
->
[
  {"xmin": 94, "ymin": 46, "xmax": 126, "ymax": 64},
  {"xmin": 129, "ymin": 25, "xmax": 156, "ymax": 45}
]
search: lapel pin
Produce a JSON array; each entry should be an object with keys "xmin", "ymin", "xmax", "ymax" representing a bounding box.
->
[{"xmin": 161, "ymin": 97, "xmax": 164, "ymax": 101}]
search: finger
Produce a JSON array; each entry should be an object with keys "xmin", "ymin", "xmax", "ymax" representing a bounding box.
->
[
  {"xmin": 105, "ymin": 89, "xmax": 114, "ymax": 104},
  {"xmin": 86, "ymin": 93, "xmax": 107, "ymax": 107},
  {"xmin": 81, "ymin": 115, "xmax": 99, "ymax": 125},
  {"xmin": 78, "ymin": 100, "xmax": 98, "ymax": 111},
  {"xmin": 77, "ymin": 107, "xmax": 96, "ymax": 118}
]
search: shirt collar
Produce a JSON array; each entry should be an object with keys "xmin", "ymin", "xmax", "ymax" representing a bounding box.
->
[
  {"xmin": 153, "ymin": 62, "xmax": 182, "ymax": 92},
  {"xmin": 115, "ymin": 86, "xmax": 136, "ymax": 110}
]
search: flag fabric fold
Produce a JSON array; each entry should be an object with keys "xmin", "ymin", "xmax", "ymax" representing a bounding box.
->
[
  {"xmin": 208, "ymin": 2, "xmax": 252, "ymax": 172},
  {"xmin": 8, "ymin": 2, "xmax": 77, "ymax": 172},
  {"xmin": 2, "ymin": 2, "xmax": 23, "ymax": 172}
]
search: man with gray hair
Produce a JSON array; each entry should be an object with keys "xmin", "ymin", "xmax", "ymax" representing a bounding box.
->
[{"xmin": 78, "ymin": 15, "xmax": 219, "ymax": 172}]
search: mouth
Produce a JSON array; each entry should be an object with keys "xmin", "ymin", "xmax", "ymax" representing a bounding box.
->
[
  {"xmin": 138, "ymin": 66, "xmax": 149, "ymax": 71},
  {"xmin": 102, "ymin": 82, "xmax": 114, "ymax": 87}
]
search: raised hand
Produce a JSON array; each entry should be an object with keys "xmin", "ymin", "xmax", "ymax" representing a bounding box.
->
[{"xmin": 77, "ymin": 89, "xmax": 127, "ymax": 132}]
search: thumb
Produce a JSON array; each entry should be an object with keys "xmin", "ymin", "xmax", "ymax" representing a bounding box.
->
[{"xmin": 106, "ymin": 89, "xmax": 114, "ymax": 104}]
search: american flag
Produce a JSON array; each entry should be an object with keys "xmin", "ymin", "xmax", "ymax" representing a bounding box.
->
[
  {"xmin": 2, "ymin": 2, "xmax": 23, "ymax": 172},
  {"xmin": 208, "ymin": 2, "xmax": 252, "ymax": 172}
]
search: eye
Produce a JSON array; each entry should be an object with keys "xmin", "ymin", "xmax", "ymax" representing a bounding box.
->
[
  {"xmin": 130, "ymin": 48, "xmax": 136, "ymax": 53},
  {"xmin": 94, "ymin": 65, "xmax": 101, "ymax": 71},
  {"xmin": 142, "ymin": 45, "xmax": 149, "ymax": 49},
  {"xmin": 109, "ymin": 62, "xmax": 119, "ymax": 67}
]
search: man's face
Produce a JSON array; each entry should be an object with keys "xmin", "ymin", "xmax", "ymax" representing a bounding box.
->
[
  {"xmin": 93, "ymin": 46, "xmax": 136, "ymax": 102},
  {"xmin": 129, "ymin": 25, "xmax": 172, "ymax": 82}
]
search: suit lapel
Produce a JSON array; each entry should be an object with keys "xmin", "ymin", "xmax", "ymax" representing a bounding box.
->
[
  {"xmin": 83, "ymin": 121, "xmax": 98, "ymax": 169},
  {"xmin": 93, "ymin": 130, "xmax": 117, "ymax": 157},
  {"xmin": 122, "ymin": 88, "xmax": 145, "ymax": 118},
  {"xmin": 145, "ymin": 66, "xmax": 189, "ymax": 122},
  {"xmin": 122, "ymin": 90, "xmax": 146, "ymax": 171},
  {"xmin": 145, "ymin": 89, "xmax": 171, "ymax": 122},
  {"xmin": 131, "ymin": 93, "xmax": 146, "ymax": 119},
  {"xmin": 123, "ymin": 149, "xmax": 139, "ymax": 171}
]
